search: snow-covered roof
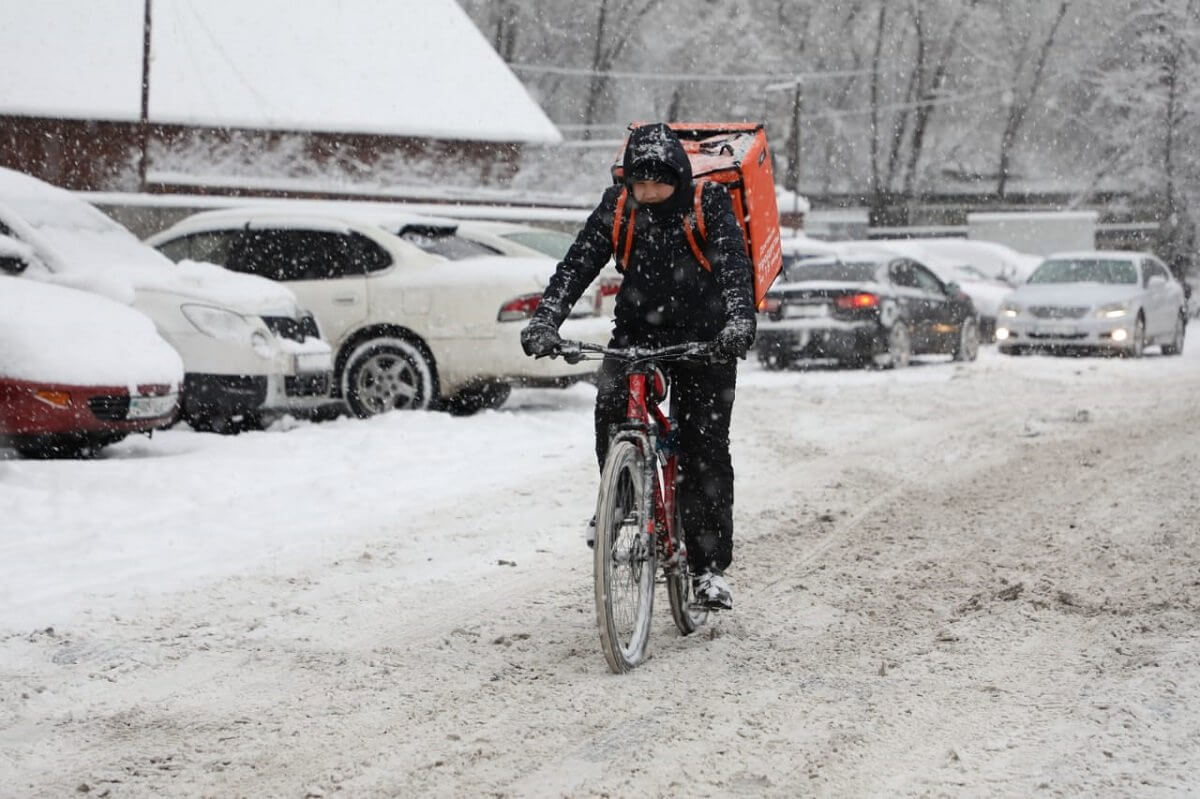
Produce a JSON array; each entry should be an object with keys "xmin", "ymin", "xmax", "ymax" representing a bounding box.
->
[
  {"xmin": 0, "ymin": 0, "xmax": 561, "ymax": 145},
  {"xmin": 159, "ymin": 203, "xmax": 464, "ymax": 236}
]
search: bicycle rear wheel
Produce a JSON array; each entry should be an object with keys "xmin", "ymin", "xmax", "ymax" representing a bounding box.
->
[
  {"xmin": 594, "ymin": 439, "xmax": 656, "ymax": 673},
  {"xmin": 666, "ymin": 511, "xmax": 709, "ymax": 635}
]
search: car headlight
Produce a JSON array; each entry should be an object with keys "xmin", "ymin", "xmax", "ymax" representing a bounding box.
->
[
  {"xmin": 182, "ymin": 303, "xmax": 260, "ymax": 340},
  {"xmin": 1096, "ymin": 302, "xmax": 1129, "ymax": 319},
  {"xmin": 998, "ymin": 302, "xmax": 1020, "ymax": 318}
]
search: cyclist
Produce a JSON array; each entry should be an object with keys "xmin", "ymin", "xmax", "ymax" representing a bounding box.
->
[{"xmin": 520, "ymin": 122, "xmax": 756, "ymax": 611}]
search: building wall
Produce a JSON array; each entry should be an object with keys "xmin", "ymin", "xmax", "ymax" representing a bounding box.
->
[
  {"xmin": 0, "ymin": 117, "xmax": 141, "ymax": 191},
  {"xmin": 0, "ymin": 115, "xmax": 523, "ymax": 193}
]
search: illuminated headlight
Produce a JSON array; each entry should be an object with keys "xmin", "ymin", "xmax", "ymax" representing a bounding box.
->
[
  {"xmin": 1112, "ymin": 328, "xmax": 1129, "ymax": 342},
  {"xmin": 998, "ymin": 303, "xmax": 1020, "ymax": 318},
  {"xmin": 1096, "ymin": 303, "xmax": 1129, "ymax": 319},
  {"xmin": 182, "ymin": 304, "xmax": 258, "ymax": 341},
  {"xmin": 995, "ymin": 327, "xmax": 1011, "ymax": 341}
]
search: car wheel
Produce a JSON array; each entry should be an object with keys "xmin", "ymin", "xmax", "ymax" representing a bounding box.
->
[
  {"xmin": 757, "ymin": 348, "xmax": 793, "ymax": 371},
  {"xmin": 445, "ymin": 381, "xmax": 512, "ymax": 416},
  {"xmin": 343, "ymin": 337, "xmax": 436, "ymax": 417},
  {"xmin": 979, "ymin": 316, "xmax": 997, "ymax": 343},
  {"xmin": 14, "ymin": 434, "xmax": 123, "ymax": 459},
  {"xmin": 1161, "ymin": 313, "xmax": 1186, "ymax": 356},
  {"xmin": 953, "ymin": 317, "xmax": 980, "ymax": 362},
  {"xmin": 1123, "ymin": 315, "xmax": 1146, "ymax": 359},
  {"xmin": 187, "ymin": 412, "xmax": 239, "ymax": 434},
  {"xmin": 874, "ymin": 322, "xmax": 911, "ymax": 369}
]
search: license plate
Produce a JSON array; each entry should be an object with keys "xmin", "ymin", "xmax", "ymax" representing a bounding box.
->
[
  {"xmin": 783, "ymin": 303, "xmax": 828, "ymax": 319},
  {"xmin": 294, "ymin": 352, "xmax": 333, "ymax": 373},
  {"xmin": 1034, "ymin": 323, "xmax": 1077, "ymax": 336},
  {"xmin": 128, "ymin": 393, "xmax": 177, "ymax": 419}
]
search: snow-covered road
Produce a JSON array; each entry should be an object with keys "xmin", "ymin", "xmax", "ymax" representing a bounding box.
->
[{"xmin": 3, "ymin": 341, "xmax": 1199, "ymax": 797}]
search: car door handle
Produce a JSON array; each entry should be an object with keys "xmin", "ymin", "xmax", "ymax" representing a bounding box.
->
[{"xmin": 333, "ymin": 296, "xmax": 358, "ymax": 305}]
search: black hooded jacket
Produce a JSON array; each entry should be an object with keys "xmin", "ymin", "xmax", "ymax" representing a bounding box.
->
[{"xmin": 530, "ymin": 123, "xmax": 757, "ymax": 348}]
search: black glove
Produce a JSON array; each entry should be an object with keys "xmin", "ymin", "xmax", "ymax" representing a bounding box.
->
[
  {"xmin": 521, "ymin": 321, "xmax": 562, "ymax": 357},
  {"xmin": 713, "ymin": 325, "xmax": 752, "ymax": 360}
]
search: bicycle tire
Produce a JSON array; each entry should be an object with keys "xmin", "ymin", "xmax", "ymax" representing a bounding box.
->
[
  {"xmin": 594, "ymin": 439, "xmax": 656, "ymax": 673},
  {"xmin": 666, "ymin": 509, "xmax": 708, "ymax": 635}
]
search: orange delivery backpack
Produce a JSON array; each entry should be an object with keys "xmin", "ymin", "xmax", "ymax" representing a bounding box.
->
[{"xmin": 609, "ymin": 122, "xmax": 784, "ymax": 308}]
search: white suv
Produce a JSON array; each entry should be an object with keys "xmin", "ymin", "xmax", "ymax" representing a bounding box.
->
[
  {"xmin": 0, "ymin": 168, "xmax": 336, "ymax": 432},
  {"xmin": 146, "ymin": 205, "xmax": 609, "ymax": 415}
]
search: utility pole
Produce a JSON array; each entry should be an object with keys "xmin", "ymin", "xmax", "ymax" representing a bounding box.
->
[
  {"xmin": 785, "ymin": 81, "xmax": 803, "ymax": 235},
  {"xmin": 138, "ymin": 0, "xmax": 152, "ymax": 192}
]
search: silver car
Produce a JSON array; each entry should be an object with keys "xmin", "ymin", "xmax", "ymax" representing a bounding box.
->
[{"xmin": 996, "ymin": 251, "xmax": 1187, "ymax": 357}]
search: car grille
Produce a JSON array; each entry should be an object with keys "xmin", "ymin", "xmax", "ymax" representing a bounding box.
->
[
  {"xmin": 88, "ymin": 395, "xmax": 130, "ymax": 421},
  {"xmin": 285, "ymin": 373, "xmax": 331, "ymax": 397},
  {"xmin": 262, "ymin": 314, "xmax": 321, "ymax": 342},
  {"xmin": 1028, "ymin": 305, "xmax": 1089, "ymax": 319},
  {"xmin": 1028, "ymin": 331, "xmax": 1088, "ymax": 340}
]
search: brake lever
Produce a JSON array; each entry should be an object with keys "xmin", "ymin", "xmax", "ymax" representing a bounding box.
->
[{"xmin": 559, "ymin": 343, "xmax": 584, "ymax": 364}]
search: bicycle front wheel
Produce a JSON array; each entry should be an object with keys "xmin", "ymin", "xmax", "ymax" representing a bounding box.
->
[{"xmin": 594, "ymin": 439, "xmax": 656, "ymax": 673}]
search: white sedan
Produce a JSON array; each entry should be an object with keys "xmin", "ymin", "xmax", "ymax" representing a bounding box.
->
[
  {"xmin": 146, "ymin": 206, "xmax": 610, "ymax": 416},
  {"xmin": 454, "ymin": 220, "xmax": 622, "ymax": 317},
  {"xmin": 996, "ymin": 251, "xmax": 1188, "ymax": 357}
]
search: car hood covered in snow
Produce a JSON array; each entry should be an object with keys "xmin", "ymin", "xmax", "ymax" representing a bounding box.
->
[
  {"xmin": 0, "ymin": 168, "xmax": 300, "ymax": 315},
  {"xmin": 0, "ymin": 276, "xmax": 183, "ymax": 386},
  {"xmin": 1007, "ymin": 282, "xmax": 1143, "ymax": 307}
]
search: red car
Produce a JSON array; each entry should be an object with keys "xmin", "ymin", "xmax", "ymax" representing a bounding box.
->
[{"xmin": 0, "ymin": 273, "xmax": 184, "ymax": 458}]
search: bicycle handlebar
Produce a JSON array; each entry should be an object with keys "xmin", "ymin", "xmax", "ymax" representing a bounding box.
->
[{"xmin": 544, "ymin": 340, "xmax": 723, "ymax": 365}]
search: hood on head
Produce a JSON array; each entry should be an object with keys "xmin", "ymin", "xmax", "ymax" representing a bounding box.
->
[{"xmin": 622, "ymin": 123, "xmax": 693, "ymax": 213}]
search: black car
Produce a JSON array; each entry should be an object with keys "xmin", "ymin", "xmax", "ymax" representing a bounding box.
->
[{"xmin": 755, "ymin": 249, "xmax": 980, "ymax": 369}]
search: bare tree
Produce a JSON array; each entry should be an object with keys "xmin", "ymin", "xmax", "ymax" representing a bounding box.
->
[
  {"xmin": 581, "ymin": 0, "xmax": 664, "ymax": 139},
  {"xmin": 996, "ymin": 0, "xmax": 1074, "ymax": 198}
]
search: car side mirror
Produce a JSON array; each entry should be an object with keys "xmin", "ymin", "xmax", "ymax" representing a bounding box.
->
[
  {"xmin": 0, "ymin": 255, "xmax": 28, "ymax": 275},
  {"xmin": 1147, "ymin": 274, "xmax": 1167, "ymax": 289}
]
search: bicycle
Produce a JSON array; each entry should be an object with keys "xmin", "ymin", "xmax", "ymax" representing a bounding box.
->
[{"xmin": 546, "ymin": 339, "xmax": 720, "ymax": 673}]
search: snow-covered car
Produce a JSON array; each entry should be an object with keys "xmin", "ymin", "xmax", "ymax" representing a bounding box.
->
[
  {"xmin": 145, "ymin": 205, "xmax": 611, "ymax": 416},
  {"xmin": 0, "ymin": 167, "xmax": 335, "ymax": 432},
  {"xmin": 755, "ymin": 248, "xmax": 980, "ymax": 369},
  {"xmin": 914, "ymin": 238, "xmax": 1042, "ymax": 285},
  {"xmin": 996, "ymin": 251, "xmax": 1188, "ymax": 357},
  {"xmin": 453, "ymin": 219, "xmax": 623, "ymax": 317},
  {"xmin": 0, "ymin": 275, "xmax": 183, "ymax": 457}
]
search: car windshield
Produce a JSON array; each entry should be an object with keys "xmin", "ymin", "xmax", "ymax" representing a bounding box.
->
[
  {"xmin": 783, "ymin": 257, "xmax": 879, "ymax": 283},
  {"xmin": 950, "ymin": 264, "xmax": 991, "ymax": 282},
  {"xmin": 1029, "ymin": 258, "xmax": 1137, "ymax": 285},
  {"xmin": 502, "ymin": 230, "xmax": 576, "ymax": 259},
  {"xmin": 398, "ymin": 227, "xmax": 497, "ymax": 260}
]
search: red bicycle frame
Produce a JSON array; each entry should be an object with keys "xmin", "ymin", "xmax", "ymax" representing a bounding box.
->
[{"xmin": 623, "ymin": 369, "xmax": 682, "ymax": 564}]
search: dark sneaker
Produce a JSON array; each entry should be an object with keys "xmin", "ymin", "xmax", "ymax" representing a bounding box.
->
[
  {"xmin": 585, "ymin": 515, "xmax": 596, "ymax": 549},
  {"xmin": 693, "ymin": 569, "xmax": 733, "ymax": 611}
]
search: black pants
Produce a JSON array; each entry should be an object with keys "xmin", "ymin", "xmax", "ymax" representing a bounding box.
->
[{"xmin": 594, "ymin": 355, "xmax": 738, "ymax": 574}]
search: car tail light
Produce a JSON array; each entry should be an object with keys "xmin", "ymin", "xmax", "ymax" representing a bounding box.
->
[
  {"xmin": 835, "ymin": 293, "xmax": 879, "ymax": 309},
  {"xmin": 33, "ymin": 389, "xmax": 71, "ymax": 408},
  {"xmin": 595, "ymin": 276, "xmax": 622, "ymax": 312},
  {"xmin": 498, "ymin": 293, "xmax": 542, "ymax": 322},
  {"xmin": 758, "ymin": 297, "xmax": 782, "ymax": 314}
]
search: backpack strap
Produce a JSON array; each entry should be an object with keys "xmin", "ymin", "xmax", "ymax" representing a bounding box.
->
[
  {"xmin": 611, "ymin": 187, "xmax": 636, "ymax": 272},
  {"xmin": 613, "ymin": 183, "xmax": 712, "ymax": 273},
  {"xmin": 683, "ymin": 182, "xmax": 713, "ymax": 272}
]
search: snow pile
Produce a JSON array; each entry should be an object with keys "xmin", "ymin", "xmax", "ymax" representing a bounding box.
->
[{"xmin": 0, "ymin": 276, "xmax": 183, "ymax": 385}]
